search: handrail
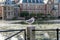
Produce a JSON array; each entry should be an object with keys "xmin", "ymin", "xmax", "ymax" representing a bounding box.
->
[
  {"xmin": 32, "ymin": 28, "xmax": 59, "ymax": 40},
  {"xmin": 0, "ymin": 29, "xmax": 25, "ymax": 32},
  {"xmin": 0, "ymin": 29, "xmax": 26, "ymax": 40},
  {"xmin": 32, "ymin": 29, "xmax": 57, "ymax": 31},
  {"xmin": 5, "ymin": 31, "xmax": 23, "ymax": 40}
]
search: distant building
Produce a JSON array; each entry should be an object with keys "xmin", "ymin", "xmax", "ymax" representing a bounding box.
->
[
  {"xmin": 20, "ymin": 0, "xmax": 60, "ymax": 17},
  {"xmin": 0, "ymin": 0, "xmax": 20, "ymax": 19}
]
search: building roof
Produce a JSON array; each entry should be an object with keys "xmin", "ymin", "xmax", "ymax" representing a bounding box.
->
[{"xmin": 22, "ymin": 0, "xmax": 44, "ymax": 3}]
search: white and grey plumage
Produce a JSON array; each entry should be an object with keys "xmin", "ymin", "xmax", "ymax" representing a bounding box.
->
[{"xmin": 25, "ymin": 17, "xmax": 35, "ymax": 24}]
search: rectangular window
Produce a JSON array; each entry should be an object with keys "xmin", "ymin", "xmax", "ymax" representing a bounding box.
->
[
  {"xmin": 54, "ymin": 0, "xmax": 59, "ymax": 3},
  {"xmin": 8, "ymin": 3, "xmax": 9, "ymax": 4},
  {"xmin": 54, "ymin": 5, "xmax": 58, "ymax": 10},
  {"xmin": 23, "ymin": 0, "xmax": 27, "ymax": 3},
  {"xmin": 12, "ymin": 1, "xmax": 15, "ymax": 4},
  {"xmin": 8, "ymin": 7, "xmax": 10, "ymax": 10},
  {"xmin": 8, "ymin": 12, "xmax": 10, "ymax": 15},
  {"xmin": 4, "ymin": 7, "xmax": 6, "ymax": 10},
  {"xmin": 32, "ymin": 0, "xmax": 35, "ymax": 3},
  {"xmin": 5, "ymin": 2, "xmax": 7, "ymax": 4},
  {"xmin": 28, "ymin": 0, "xmax": 31, "ymax": 3},
  {"xmin": 39, "ymin": 0, "xmax": 44, "ymax": 3},
  {"xmin": 36, "ymin": 0, "xmax": 39, "ymax": 3}
]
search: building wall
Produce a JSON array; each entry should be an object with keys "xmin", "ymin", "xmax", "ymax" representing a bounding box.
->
[
  {"xmin": 4, "ymin": 6, "xmax": 15, "ymax": 19},
  {"xmin": 21, "ymin": 3, "xmax": 45, "ymax": 13},
  {"xmin": 20, "ymin": 0, "xmax": 60, "ymax": 17},
  {"xmin": 0, "ymin": 0, "xmax": 20, "ymax": 19}
]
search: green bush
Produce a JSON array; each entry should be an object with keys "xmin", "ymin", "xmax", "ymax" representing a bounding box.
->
[
  {"xmin": 30, "ymin": 13, "xmax": 36, "ymax": 17},
  {"xmin": 12, "ymin": 17, "xmax": 17, "ymax": 20},
  {"xmin": 20, "ymin": 11, "xmax": 29, "ymax": 17},
  {"xmin": 36, "ymin": 13, "xmax": 52, "ymax": 20},
  {"xmin": 20, "ymin": 12, "xmax": 53, "ymax": 20}
]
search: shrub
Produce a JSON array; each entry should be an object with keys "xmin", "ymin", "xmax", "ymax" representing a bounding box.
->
[
  {"xmin": 12, "ymin": 17, "xmax": 17, "ymax": 20},
  {"xmin": 20, "ymin": 11, "xmax": 29, "ymax": 17},
  {"xmin": 30, "ymin": 13, "xmax": 36, "ymax": 17}
]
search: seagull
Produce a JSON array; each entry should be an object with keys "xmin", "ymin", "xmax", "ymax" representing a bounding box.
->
[{"xmin": 25, "ymin": 17, "xmax": 35, "ymax": 24}]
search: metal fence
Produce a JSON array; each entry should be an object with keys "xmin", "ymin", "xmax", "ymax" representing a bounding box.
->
[
  {"xmin": 0, "ymin": 28, "xmax": 60, "ymax": 40},
  {"xmin": 32, "ymin": 28, "xmax": 59, "ymax": 40},
  {"xmin": 0, "ymin": 29, "xmax": 26, "ymax": 40}
]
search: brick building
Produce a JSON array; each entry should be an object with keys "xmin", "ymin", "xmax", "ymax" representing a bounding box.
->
[
  {"xmin": 20, "ymin": 0, "xmax": 60, "ymax": 17},
  {"xmin": 0, "ymin": 0, "xmax": 20, "ymax": 19}
]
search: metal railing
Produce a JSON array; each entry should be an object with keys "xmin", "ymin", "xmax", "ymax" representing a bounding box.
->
[
  {"xmin": 0, "ymin": 29, "xmax": 26, "ymax": 40},
  {"xmin": 0, "ymin": 28, "xmax": 60, "ymax": 40},
  {"xmin": 32, "ymin": 28, "xmax": 59, "ymax": 40}
]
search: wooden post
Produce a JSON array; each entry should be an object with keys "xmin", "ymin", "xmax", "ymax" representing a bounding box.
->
[
  {"xmin": 56, "ymin": 28, "xmax": 59, "ymax": 40},
  {"xmin": 27, "ymin": 26, "xmax": 35, "ymax": 40}
]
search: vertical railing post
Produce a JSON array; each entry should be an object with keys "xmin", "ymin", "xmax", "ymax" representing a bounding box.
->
[
  {"xmin": 56, "ymin": 28, "xmax": 59, "ymax": 40},
  {"xmin": 27, "ymin": 26, "xmax": 35, "ymax": 40},
  {"xmin": 24, "ymin": 29, "xmax": 26, "ymax": 40}
]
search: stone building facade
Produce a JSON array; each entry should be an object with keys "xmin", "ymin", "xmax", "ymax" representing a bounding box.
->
[
  {"xmin": 20, "ymin": 0, "xmax": 60, "ymax": 17},
  {"xmin": 0, "ymin": 0, "xmax": 20, "ymax": 19}
]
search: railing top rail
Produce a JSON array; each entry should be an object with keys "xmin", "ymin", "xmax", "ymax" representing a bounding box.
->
[
  {"xmin": 0, "ymin": 29, "xmax": 25, "ymax": 32},
  {"xmin": 32, "ymin": 29, "xmax": 60, "ymax": 31}
]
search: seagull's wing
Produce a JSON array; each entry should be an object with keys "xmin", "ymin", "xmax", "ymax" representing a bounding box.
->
[{"xmin": 25, "ymin": 17, "xmax": 35, "ymax": 24}]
